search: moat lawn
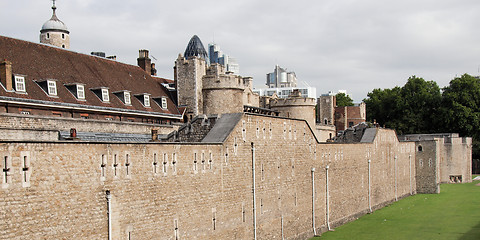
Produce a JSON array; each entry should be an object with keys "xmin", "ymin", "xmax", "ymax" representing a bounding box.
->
[{"xmin": 311, "ymin": 177, "xmax": 480, "ymax": 240}]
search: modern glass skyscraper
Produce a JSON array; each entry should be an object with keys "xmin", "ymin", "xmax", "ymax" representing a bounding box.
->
[{"xmin": 208, "ymin": 43, "xmax": 240, "ymax": 75}]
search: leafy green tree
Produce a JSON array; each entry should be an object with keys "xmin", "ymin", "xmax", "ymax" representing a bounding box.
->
[
  {"xmin": 440, "ymin": 74, "xmax": 480, "ymax": 157},
  {"xmin": 336, "ymin": 93, "xmax": 354, "ymax": 107},
  {"xmin": 364, "ymin": 76, "xmax": 442, "ymax": 135}
]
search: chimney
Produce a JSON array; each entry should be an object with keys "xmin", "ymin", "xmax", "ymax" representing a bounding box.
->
[
  {"xmin": 137, "ymin": 49, "xmax": 151, "ymax": 75},
  {"xmin": 151, "ymin": 128, "xmax": 159, "ymax": 141},
  {"xmin": 0, "ymin": 60, "xmax": 13, "ymax": 91}
]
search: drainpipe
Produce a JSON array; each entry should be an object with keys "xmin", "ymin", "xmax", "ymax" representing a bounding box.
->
[
  {"xmin": 311, "ymin": 168, "xmax": 316, "ymax": 236},
  {"xmin": 394, "ymin": 155, "xmax": 398, "ymax": 201},
  {"xmin": 368, "ymin": 160, "xmax": 372, "ymax": 213},
  {"xmin": 251, "ymin": 142, "xmax": 257, "ymax": 240},
  {"xmin": 325, "ymin": 165, "xmax": 331, "ymax": 230},
  {"xmin": 281, "ymin": 215, "xmax": 284, "ymax": 240},
  {"xmin": 106, "ymin": 190, "xmax": 112, "ymax": 240},
  {"xmin": 409, "ymin": 154, "xmax": 412, "ymax": 195}
]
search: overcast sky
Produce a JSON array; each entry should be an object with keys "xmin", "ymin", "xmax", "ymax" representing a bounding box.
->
[{"xmin": 1, "ymin": 0, "xmax": 480, "ymax": 102}]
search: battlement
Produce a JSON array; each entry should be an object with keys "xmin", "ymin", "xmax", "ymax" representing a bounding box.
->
[
  {"xmin": 270, "ymin": 96, "xmax": 316, "ymax": 107},
  {"xmin": 203, "ymin": 65, "xmax": 246, "ymax": 90}
]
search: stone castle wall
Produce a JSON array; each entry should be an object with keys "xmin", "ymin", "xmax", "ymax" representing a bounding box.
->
[
  {"xmin": 0, "ymin": 114, "xmax": 417, "ymax": 239},
  {"xmin": 441, "ymin": 137, "xmax": 472, "ymax": 183},
  {"xmin": 317, "ymin": 95, "xmax": 335, "ymax": 125},
  {"xmin": 414, "ymin": 140, "xmax": 440, "ymax": 193},
  {"xmin": 0, "ymin": 113, "xmax": 176, "ymax": 140},
  {"xmin": 175, "ymin": 56, "xmax": 206, "ymax": 116}
]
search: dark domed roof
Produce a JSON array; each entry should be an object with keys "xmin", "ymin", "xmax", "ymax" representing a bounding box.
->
[{"xmin": 184, "ymin": 35, "xmax": 208, "ymax": 60}]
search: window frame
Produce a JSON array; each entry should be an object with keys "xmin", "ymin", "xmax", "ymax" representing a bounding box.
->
[
  {"xmin": 101, "ymin": 88, "xmax": 110, "ymax": 102},
  {"xmin": 76, "ymin": 84, "xmax": 85, "ymax": 99},
  {"xmin": 161, "ymin": 97, "xmax": 167, "ymax": 109},
  {"xmin": 144, "ymin": 95, "xmax": 150, "ymax": 107},
  {"xmin": 47, "ymin": 80, "xmax": 57, "ymax": 96},
  {"xmin": 124, "ymin": 92, "xmax": 131, "ymax": 105},
  {"xmin": 14, "ymin": 76, "xmax": 26, "ymax": 93}
]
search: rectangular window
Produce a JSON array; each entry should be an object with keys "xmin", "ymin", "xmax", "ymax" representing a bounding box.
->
[
  {"xmin": 163, "ymin": 153, "xmax": 167, "ymax": 174},
  {"xmin": 47, "ymin": 80, "xmax": 57, "ymax": 96},
  {"xmin": 144, "ymin": 95, "xmax": 150, "ymax": 107},
  {"xmin": 124, "ymin": 92, "xmax": 131, "ymax": 105},
  {"xmin": 77, "ymin": 85, "xmax": 85, "ymax": 99},
  {"xmin": 101, "ymin": 88, "xmax": 109, "ymax": 102},
  {"xmin": 161, "ymin": 97, "xmax": 168, "ymax": 109},
  {"xmin": 14, "ymin": 76, "xmax": 26, "ymax": 92}
]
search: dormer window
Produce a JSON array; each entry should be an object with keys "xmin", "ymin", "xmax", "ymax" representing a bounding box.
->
[
  {"xmin": 101, "ymin": 89, "xmax": 109, "ymax": 102},
  {"xmin": 35, "ymin": 79, "xmax": 58, "ymax": 97},
  {"xmin": 14, "ymin": 76, "xmax": 26, "ymax": 93},
  {"xmin": 113, "ymin": 91, "xmax": 131, "ymax": 105},
  {"xmin": 65, "ymin": 83, "xmax": 85, "ymax": 100},
  {"xmin": 91, "ymin": 87, "xmax": 110, "ymax": 103},
  {"xmin": 47, "ymin": 80, "xmax": 57, "ymax": 96},
  {"xmin": 153, "ymin": 96, "xmax": 168, "ymax": 109},
  {"xmin": 135, "ymin": 94, "xmax": 151, "ymax": 107}
]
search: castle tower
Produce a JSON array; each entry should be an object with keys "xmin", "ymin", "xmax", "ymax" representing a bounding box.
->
[
  {"xmin": 40, "ymin": 0, "xmax": 70, "ymax": 49},
  {"xmin": 270, "ymin": 90, "xmax": 316, "ymax": 128},
  {"xmin": 202, "ymin": 64, "xmax": 246, "ymax": 115},
  {"xmin": 317, "ymin": 95, "xmax": 335, "ymax": 125},
  {"xmin": 174, "ymin": 35, "xmax": 208, "ymax": 119}
]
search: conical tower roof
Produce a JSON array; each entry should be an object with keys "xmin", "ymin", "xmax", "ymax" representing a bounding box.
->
[{"xmin": 184, "ymin": 35, "xmax": 208, "ymax": 60}]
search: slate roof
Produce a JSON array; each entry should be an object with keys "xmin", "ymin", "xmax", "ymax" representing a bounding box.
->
[
  {"xmin": 202, "ymin": 113, "xmax": 243, "ymax": 143},
  {"xmin": 0, "ymin": 35, "xmax": 181, "ymax": 118}
]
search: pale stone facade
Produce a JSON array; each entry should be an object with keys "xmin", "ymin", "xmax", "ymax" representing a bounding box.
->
[
  {"xmin": 399, "ymin": 133, "xmax": 472, "ymax": 193},
  {"xmin": 175, "ymin": 55, "xmax": 207, "ymax": 118},
  {"xmin": 0, "ymin": 113, "xmax": 418, "ymax": 240},
  {"xmin": 39, "ymin": 31, "xmax": 70, "ymax": 49}
]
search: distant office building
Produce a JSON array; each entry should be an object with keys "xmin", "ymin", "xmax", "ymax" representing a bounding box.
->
[
  {"xmin": 266, "ymin": 65, "xmax": 297, "ymax": 88},
  {"xmin": 253, "ymin": 86, "xmax": 316, "ymax": 99},
  {"xmin": 208, "ymin": 43, "xmax": 240, "ymax": 74}
]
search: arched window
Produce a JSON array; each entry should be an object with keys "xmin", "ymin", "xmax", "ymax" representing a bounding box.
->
[{"xmin": 418, "ymin": 145, "xmax": 423, "ymax": 152}]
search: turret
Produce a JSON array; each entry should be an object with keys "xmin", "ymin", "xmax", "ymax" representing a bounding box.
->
[{"xmin": 40, "ymin": 1, "xmax": 70, "ymax": 49}]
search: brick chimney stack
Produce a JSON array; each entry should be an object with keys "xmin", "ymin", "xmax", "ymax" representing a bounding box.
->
[
  {"xmin": 137, "ymin": 49, "xmax": 151, "ymax": 75},
  {"xmin": 0, "ymin": 60, "xmax": 13, "ymax": 91}
]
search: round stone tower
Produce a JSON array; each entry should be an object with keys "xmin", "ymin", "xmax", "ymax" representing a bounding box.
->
[
  {"xmin": 270, "ymin": 90, "xmax": 317, "ymax": 128},
  {"xmin": 202, "ymin": 64, "xmax": 245, "ymax": 115},
  {"xmin": 40, "ymin": 1, "xmax": 70, "ymax": 49}
]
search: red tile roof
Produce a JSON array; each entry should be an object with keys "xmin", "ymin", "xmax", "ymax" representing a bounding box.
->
[{"xmin": 0, "ymin": 35, "xmax": 181, "ymax": 118}]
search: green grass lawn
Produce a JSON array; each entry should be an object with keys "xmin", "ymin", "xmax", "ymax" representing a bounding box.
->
[{"xmin": 311, "ymin": 177, "xmax": 480, "ymax": 240}]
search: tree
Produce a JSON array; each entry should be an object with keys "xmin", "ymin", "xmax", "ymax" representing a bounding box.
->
[
  {"xmin": 440, "ymin": 74, "xmax": 480, "ymax": 157},
  {"xmin": 336, "ymin": 93, "xmax": 354, "ymax": 107},
  {"xmin": 363, "ymin": 76, "xmax": 442, "ymax": 135}
]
